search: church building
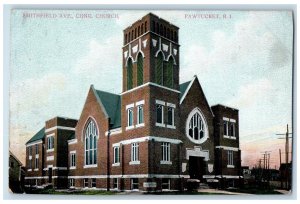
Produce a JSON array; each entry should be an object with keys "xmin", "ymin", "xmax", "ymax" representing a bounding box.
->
[{"xmin": 24, "ymin": 13, "xmax": 242, "ymax": 191}]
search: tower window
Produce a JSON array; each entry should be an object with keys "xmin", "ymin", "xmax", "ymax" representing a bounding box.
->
[
  {"xmin": 137, "ymin": 105, "xmax": 144, "ymax": 125},
  {"xmin": 127, "ymin": 108, "xmax": 133, "ymax": 127},
  {"xmin": 167, "ymin": 107, "xmax": 174, "ymax": 126},
  {"xmin": 84, "ymin": 120, "xmax": 98, "ymax": 166},
  {"xmin": 156, "ymin": 104, "xmax": 163, "ymax": 124},
  {"xmin": 127, "ymin": 58, "xmax": 133, "ymax": 90},
  {"xmin": 137, "ymin": 53, "xmax": 144, "ymax": 86},
  {"xmin": 145, "ymin": 21, "xmax": 147, "ymax": 32},
  {"xmin": 138, "ymin": 26, "xmax": 140, "ymax": 36},
  {"xmin": 155, "ymin": 52, "xmax": 163, "ymax": 85},
  {"xmin": 152, "ymin": 21, "xmax": 155, "ymax": 32},
  {"xmin": 161, "ymin": 142, "xmax": 171, "ymax": 162}
]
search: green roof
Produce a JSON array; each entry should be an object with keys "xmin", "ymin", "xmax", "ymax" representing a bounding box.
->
[
  {"xmin": 26, "ymin": 127, "xmax": 45, "ymax": 144},
  {"xmin": 179, "ymin": 80, "xmax": 191, "ymax": 100},
  {"xmin": 96, "ymin": 90, "xmax": 121, "ymax": 128}
]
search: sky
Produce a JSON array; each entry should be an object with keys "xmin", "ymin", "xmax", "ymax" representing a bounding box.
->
[{"xmin": 9, "ymin": 10, "xmax": 293, "ymax": 169}]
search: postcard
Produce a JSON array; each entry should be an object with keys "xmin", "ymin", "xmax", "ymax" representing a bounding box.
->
[{"xmin": 8, "ymin": 9, "xmax": 294, "ymax": 196}]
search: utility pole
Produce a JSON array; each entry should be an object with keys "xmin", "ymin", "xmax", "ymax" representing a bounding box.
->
[
  {"xmin": 276, "ymin": 124, "xmax": 293, "ymax": 189},
  {"xmin": 279, "ymin": 149, "xmax": 282, "ymax": 188}
]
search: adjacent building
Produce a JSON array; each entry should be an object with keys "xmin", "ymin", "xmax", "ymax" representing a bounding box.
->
[{"xmin": 25, "ymin": 13, "xmax": 242, "ymax": 191}]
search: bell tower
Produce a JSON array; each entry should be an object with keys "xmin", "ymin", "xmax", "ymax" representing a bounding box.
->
[{"xmin": 122, "ymin": 13, "xmax": 180, "ymax": 92}]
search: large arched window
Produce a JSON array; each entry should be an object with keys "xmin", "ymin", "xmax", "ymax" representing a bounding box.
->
[
  {"xmin": 164, "ymin": 57, "xmax": 174, "ymax": 88},
  {"xmin": 186, "ymin": 108, "xmax": 209, "ymax": 144},
  {"xmin": 155, "ymin": 52, "xmax": 163, "ymax": 85},
  {"xmin": 85, "ymin": 120, "xmax": 98, "ymax": 165},
  {"xmin": 137, "ymin": 53, "xmax": 144, "ymax": 86},
  {"xmin": 127, "ymin": 58, "xmax": 133, "ymax": 90}
]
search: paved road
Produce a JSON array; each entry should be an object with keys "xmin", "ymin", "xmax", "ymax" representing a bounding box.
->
[{"xmin": 197, "ymin": 189, "xmax": 252, "ymax": 195}]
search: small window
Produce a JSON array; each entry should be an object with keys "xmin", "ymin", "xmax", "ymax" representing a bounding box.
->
[
  {"xmin": 223, "ymin": 121, "xmax": 228, "ymax": 136},
  {"xmin": 228, "ymin": 150, "xmax": 233, "ymax": 166},
  {"xmin": 91, "ymin": 178, "xmax": 96, "ymax": 188},
  {"xmin": 113, "ymin": 147, "xmax": 120, "ymax": 164},
  {"xmin": 127, "ymin": 108, "xmax": 133, "ymax": 127},
  {"xmin": 131, "ymin": 143, "xmax": 139, "ymax": 162},
  {"xmin": 70, "ymin": 153, "xmax": 76, "ymax": 167},
  {"xmin": 167, "ymin": 107, "xmax": 174, "ymax": 126},
  {"xmin": 162, "ymin": 178, "xmax": 170, "ymax": 190},
  {"xmin": 35, "ymin": 144, "xmax": 38, "ymax": 155},
  {"xmin": 69, "ymin": 179, "xmax": 75, "ymax": 187},
  {"xmin": 84, "ymin": 178, "xmax": 89, "ymax": 188},
  {"xmin": 113, "ymin": 178, "xmax": 118, "ymax": 189},
  {"xmin": 47, "ymin": 136, "xmax": 54, "ymax": 150},
  {"xmin": 29, "ymin": 159, "xmax": 32, "ymax": 169},
  {"xmin": 10, "ymin": 162, "xmax": 14, "ymax": 168},
  {"xmin": 161, "ymin": 142, "xmax": 170, "ymax": 162},
  {"xmin": 229, "ymin": 123, "xmax": 235, "ymax": 137},
  {"xmin": 137, "ymin": 105, "xmax": 144, "ymax": 124},
  {"xmin": 156, "ymin": 104, "xmax": 163, "ymax": 124},
  {"xmin": 29, "ymin": 146, "xmax": 32, "ymax": 156},
  {"xmin": 131, "ymin": 178, "xmax": 139, "ymax": 190},
  {"xmin": 35, "ymin": 157, "xmax": 39, "ymax": 169}
]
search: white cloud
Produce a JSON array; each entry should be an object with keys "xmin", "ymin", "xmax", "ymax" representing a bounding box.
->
[
  {"xmin": 10, "ymin": 72, "xmax": 67, "ymax": 112},
  {"xmin": 73, "ymin": 37, "xmax": 122, "ymax": 76},
  {"xmin": 226, "ymin": 78, "xmax": 273, "ymax": 108},
  {"xmin": 181, "ymin": 12, "xmax": 279, "ymax": 82}
]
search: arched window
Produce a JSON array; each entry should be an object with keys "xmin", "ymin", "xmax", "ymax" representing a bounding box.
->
[
  {"xmin": 137, "ymin": 53, "xmax": 144, "ymax": 86},
  {"xmin": 131, "ymin": 30, "xmax": 134, "ymax": 41},
  {"xmin": 152, "ymin": 21, "xmax": 156, "ymax": 32},
  {"xmin": 160, "ymin": 24, "xmax": 163, "ymax": 35},
  {"xmin": 186, "ymin": 108, "xmax": 208, "ymax": 144},
  {"xmin": 145, "ymin": 21, "xmax": 147, "ymax": 32},
  {"xmin": 156, "ymin": 23, "xmax": 159, "ymax": 33},
  {"xmin": 128, "ymin": 33, "xmax": 131, "ymax": 42},
  {"xmin": 85, "ymin": 120, "xmax": 98, "ymax": 165},
  {"xmin": 135, "ymin": 28, "xmax": 137, "ymax": 39},
  {"xmin": 167, "ymin": 28, "xmax": 170, "ymax": 38},
  {"xmin": 138, "ymin": 26, "xmax": 140, "ymax": 36},
  {"xmin": 125, "ymin": 34, "xmax": 127, "ymax": 44},
  {"xmin": 156, "ymin": 52, "xmax": 163, "ymax": 85},
  {"xmin": 127, "ymin": 58, "xmax": 133, "ymax": 90},
  {"xmin": 164, "ymin": 57, "xmax": 173, "ymax": 88},
  {"xmin": 141, "ymin": 24, "xmax": 144, "ymax": 34}
]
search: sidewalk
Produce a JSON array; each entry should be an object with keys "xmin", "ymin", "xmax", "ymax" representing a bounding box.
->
[
  {"xmin": 274, "ymin": 189, "xmax": 291, "ymax": 194},
  {"xmin": 197, "ymin": 188, "xmax": 252, "ymax": 195}
]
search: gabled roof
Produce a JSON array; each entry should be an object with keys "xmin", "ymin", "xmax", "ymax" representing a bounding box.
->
[
  {"xmin": 179, "ymin": 75, "xmax": 214, "ymax": 116},
  {"xmin": 95, "ymin": 89, "xmax": 121, "ymax": 129},
  {"xmin": 179, "ymin": 80, "xmax": 191, "ymax": 100},
  {"xmin": 26, "ymin": 127, "xmax": 45, "ymax": 145}
]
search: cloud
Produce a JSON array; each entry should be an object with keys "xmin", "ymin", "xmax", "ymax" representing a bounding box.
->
[
  {"xmin": 226, "ymin": 78, "xmax": 273, "ymax": 108},
  {"xmin": 180, "ymin": 12, "xmax": 280, "ymax": 82},
  {"xmin": 10, "ymin": 72, "xmax": 67, "ymax": 112}
]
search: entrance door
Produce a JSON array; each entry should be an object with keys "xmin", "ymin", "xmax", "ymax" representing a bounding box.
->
[
  {"xmin": 48, "ymin": 168, "xmax": 52, "ymax": 183},
  {"xmin": 189, "ymin": 156, "xmax": 205, "ymax": 180}
]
